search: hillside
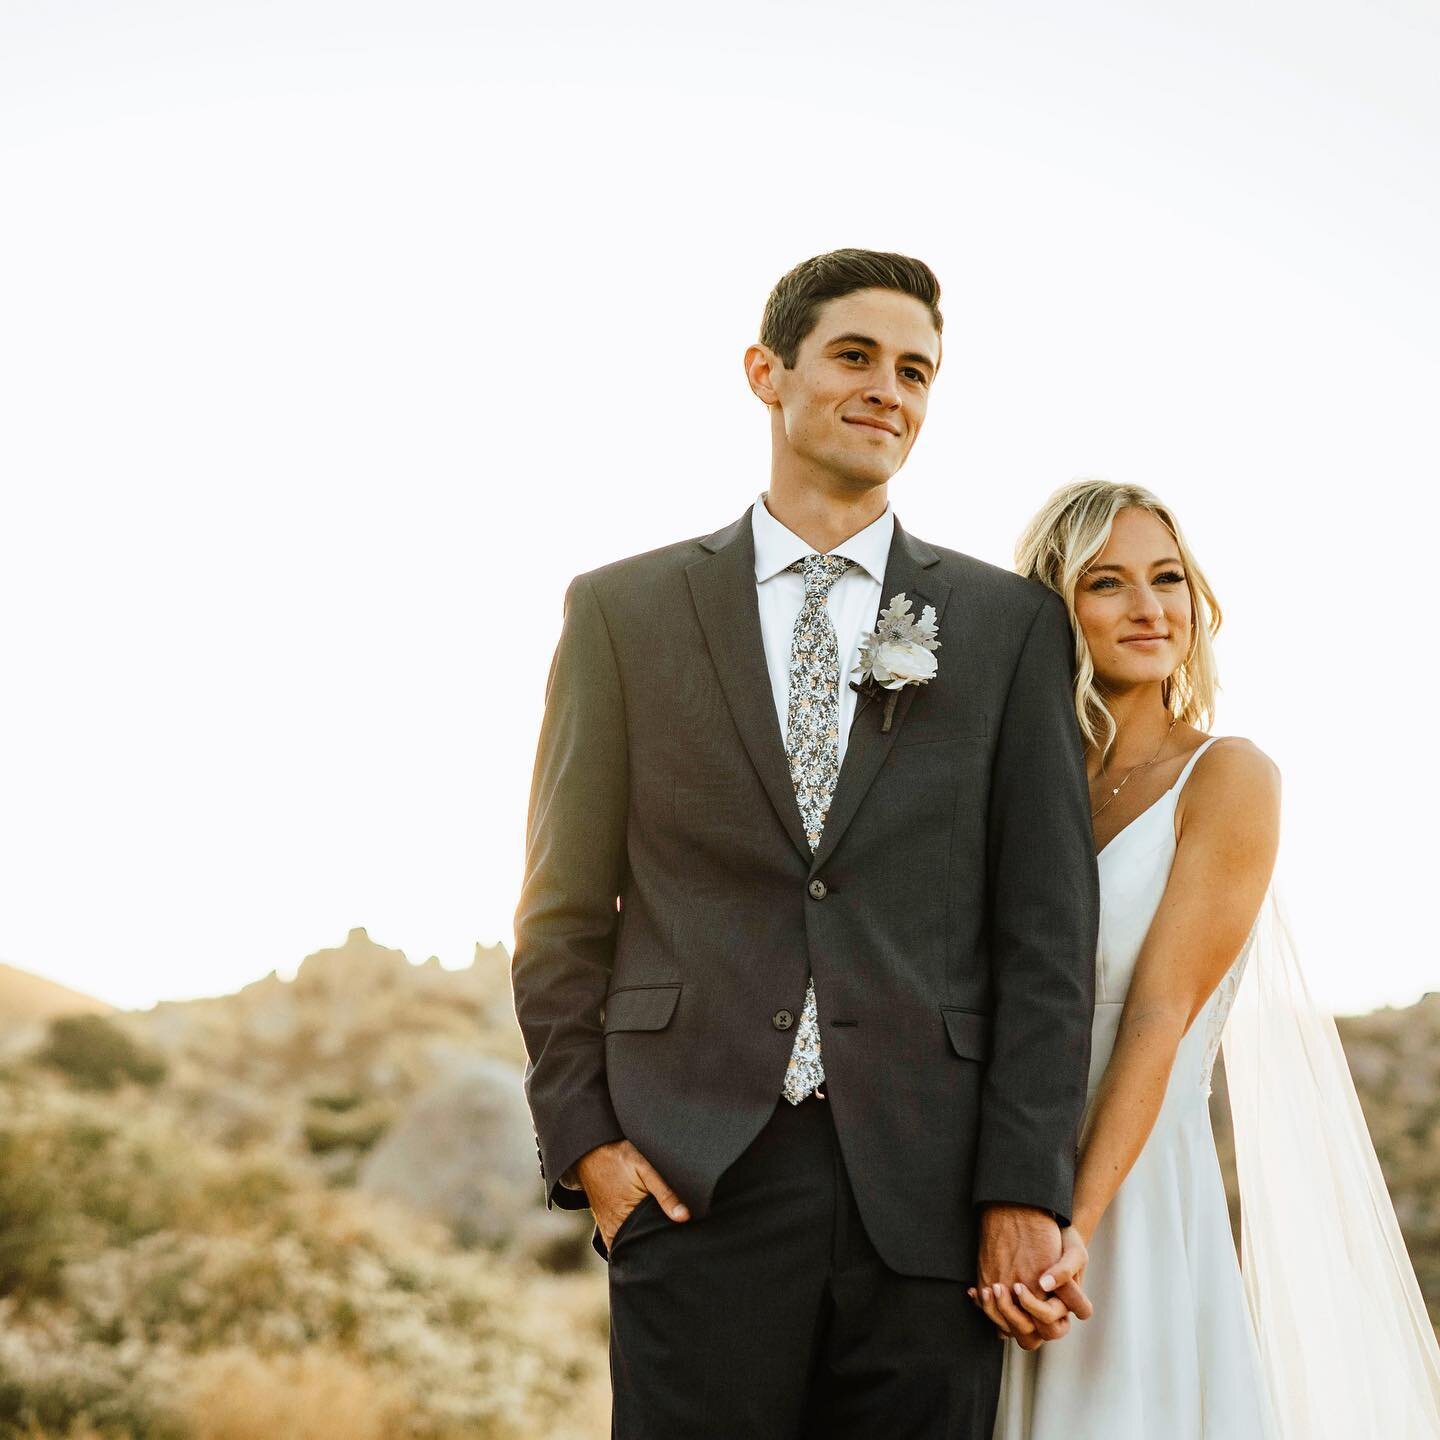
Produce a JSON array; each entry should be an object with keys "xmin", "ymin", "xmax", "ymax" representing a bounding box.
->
[
  {"xmin": 0, "ymin": 1062, "xmax": 609, "ymax": 1439},
  {"xmin": 0, "ymin": 961, "xmax": 113, "ymax": 1024},
  {"xmin": 0, "ymin": 931, "xmax": 1434, "ymax": 1439},
  {"xmin": 0, "ymin": 929, "xmax": 608, "ymax": 1440}
]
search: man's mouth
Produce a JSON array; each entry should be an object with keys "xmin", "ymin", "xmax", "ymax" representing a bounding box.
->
[{"xmin": 843, "ymin": 416, "xmax": 901, "ymax": 436}]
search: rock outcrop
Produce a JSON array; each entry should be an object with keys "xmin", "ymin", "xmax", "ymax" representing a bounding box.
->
[{"xmin": 357, "ymin": 1054, "xmax": 550, "ymax": 1252}]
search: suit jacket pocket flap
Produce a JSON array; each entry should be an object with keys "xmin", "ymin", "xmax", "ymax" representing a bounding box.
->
[
  {"xmin": 940, "ymin": 1006, "xmax": 991, "ymax": 1062},
  {"xmin": 603, "ymin": 984, "xmax": 682, "ymax": 1034}
]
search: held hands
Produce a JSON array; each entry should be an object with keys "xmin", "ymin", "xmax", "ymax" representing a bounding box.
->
[
  {"xmin": 574, "ymin": 1138, "xmax": 691, "ymax": 1250},
  {"xmin": 968, "ymin": 1206, "xmax": 1093, "ymax": 1351}
]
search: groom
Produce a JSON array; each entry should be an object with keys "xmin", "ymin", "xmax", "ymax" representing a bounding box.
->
[{"xmin": 512, "ymin": 249, "xmax": 1099, "ymax": 1436}]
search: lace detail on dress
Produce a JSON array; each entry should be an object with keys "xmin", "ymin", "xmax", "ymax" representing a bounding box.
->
[{"xmin": 1200, "ymin": 919, "xmax": 1259, "ymax": 1095}]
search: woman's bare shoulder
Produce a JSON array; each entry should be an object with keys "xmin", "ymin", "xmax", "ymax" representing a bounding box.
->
[
  {"xmin": 1179, "ymin": 735, "xmax": 1282, "ymax": 834},
  {"xmin": 1195, "ymin": 733, "xmax": 1279, "ymax": 780}
]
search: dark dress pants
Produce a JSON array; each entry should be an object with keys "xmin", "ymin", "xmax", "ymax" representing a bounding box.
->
[{"xmin": 602, "ymin": 1085, "xmax": 1003, "ymax": 1439}]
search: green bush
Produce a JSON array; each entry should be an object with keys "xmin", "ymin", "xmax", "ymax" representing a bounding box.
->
[
  {"xmin": 36, "ymin": 1016, "xmax": 166, "ymax": 1093},
  {"xmin": 306, "ymin": 1091, "xmax": 363, "ymax": 1113},
  {"xmin": 301, "ymin": 1101, "xmax": 394, "ymax": 1156}
]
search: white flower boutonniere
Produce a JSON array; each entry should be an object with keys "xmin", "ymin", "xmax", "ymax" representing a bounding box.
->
[{"xmin": 850, "ymin": 593, "xmax": 941, "ymax": 733}]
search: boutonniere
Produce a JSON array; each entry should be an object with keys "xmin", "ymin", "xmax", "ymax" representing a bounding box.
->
[{"xmin": 850, "ymin": 593, "xmax": 941, "ymax": 733}]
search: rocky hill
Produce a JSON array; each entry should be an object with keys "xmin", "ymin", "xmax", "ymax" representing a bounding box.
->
[{"xmin": 112, "ymin": 927, "xmax": 584, "ymax": 1264}]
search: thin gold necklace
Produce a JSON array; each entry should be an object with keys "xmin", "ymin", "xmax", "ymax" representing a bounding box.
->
[{"xmin": 1091, "ymin": 717, "xmax": 1178, "ymax": 819}]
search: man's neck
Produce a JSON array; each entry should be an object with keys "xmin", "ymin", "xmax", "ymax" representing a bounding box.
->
[{"xmin": 762, "ymin": 473, "xmax": 889, "ymax": 554}]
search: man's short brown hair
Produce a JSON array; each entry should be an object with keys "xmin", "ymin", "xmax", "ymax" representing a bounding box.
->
[{"xmin": 760, "ymin": 249, "xmax": 943, "ymax": 368}]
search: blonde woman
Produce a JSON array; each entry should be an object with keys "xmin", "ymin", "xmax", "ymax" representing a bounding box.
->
[{"xmin": 982, "ymin": 481, "xmax": 1440, "ymax": 1439}]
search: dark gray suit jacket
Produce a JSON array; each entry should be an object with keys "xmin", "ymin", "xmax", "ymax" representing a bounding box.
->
[{"xmin": 511, "ymin": 507, "xmax": 1099, "ymax": 1280}]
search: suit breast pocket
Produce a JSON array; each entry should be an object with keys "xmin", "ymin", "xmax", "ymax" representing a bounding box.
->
[{"xmin": 887, "ymin": 713, "xmax": 989, "ymax": 753}]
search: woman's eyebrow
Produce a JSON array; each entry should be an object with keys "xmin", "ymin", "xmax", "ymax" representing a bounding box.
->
[{"xmin": 1086, "ymin": 558, "xmax": 1183, "ymax": 573}]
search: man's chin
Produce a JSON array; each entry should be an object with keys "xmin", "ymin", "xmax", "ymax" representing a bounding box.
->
[
  {"xmin": 822, "ymin": 443, "xmax": 905, "ymax": 485},
  {"xmin": 838, "ymin": 458, "xmax": 904, "ymax": 488},
  {"xmin": 787, "ymin": 437, "xmax": 906, "ymax": 489}
]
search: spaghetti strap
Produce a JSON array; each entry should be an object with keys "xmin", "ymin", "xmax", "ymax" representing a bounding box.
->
[{"xmin": 1172, "ymin": 734, "xmax": 1223, "ymax": 797}]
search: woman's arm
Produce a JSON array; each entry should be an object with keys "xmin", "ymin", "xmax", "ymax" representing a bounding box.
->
[
  {"xmin": 980, "ymin": 736, "xmax": 1281, "ymax": 1336},
  {"xmin": 1069, "ymin": 737, "xmax": 1281, "ymax": 1244}
]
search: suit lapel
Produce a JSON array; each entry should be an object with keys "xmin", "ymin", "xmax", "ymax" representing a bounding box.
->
[
  {"xmin": 686, "ymin": 511, "xmax": 813, "ymax": 864},
  {"xmin": 807, "ymin": 518, "xmax": 952, "ymax": 877}
]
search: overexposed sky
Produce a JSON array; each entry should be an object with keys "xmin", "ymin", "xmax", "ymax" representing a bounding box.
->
[{"xmin": 1, "ymin": 0, "xmax": 1436, "ymax": 1014}]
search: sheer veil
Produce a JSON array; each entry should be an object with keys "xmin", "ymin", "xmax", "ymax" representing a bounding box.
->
[{"xmin": 1221, "ymin": 885, "xmax": 1440, "ymax": 1437}]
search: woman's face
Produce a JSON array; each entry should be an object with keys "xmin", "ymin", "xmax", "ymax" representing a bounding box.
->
[{"xmin": 1073, "ymin": 506, "xmax": 1194, "ymax": 694}]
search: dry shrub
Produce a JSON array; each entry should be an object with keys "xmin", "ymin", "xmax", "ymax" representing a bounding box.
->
[
  {"xmin": 0, "ymin": 1025, "xmax": 613, "ymax": 1440},
  {"xmin": 301, "ymin": 1100, "xmax": 396, "ymax": 1156},
  {"xmin": 0, "ymin": 1075, "xmax": 611, "ymax": 1440},
  {"xmin": 37, "ymin": 1017, "xmax": 165, "ymax": 1093},
  {"xmin": 172, "ymin": 1347, "xmax": 403, "ymax": 1440},
  {"xmin": 0, "ymin": 1129, "xmax": 69, "ymax": 1300}
]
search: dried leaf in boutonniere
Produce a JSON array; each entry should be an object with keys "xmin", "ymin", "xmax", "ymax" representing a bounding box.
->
[{"xmin": 849, "ymin": 593, "xmax": 941, "ymax": 733}]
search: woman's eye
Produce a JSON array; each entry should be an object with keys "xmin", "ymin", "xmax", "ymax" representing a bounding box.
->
[
  {"xmin": 1155, "ymin": 571, "xmax": 1186, "ymax": 584},
  {"xmin": 1087, "ymin": 577, "xmax": 1122, "ymax": 591}
]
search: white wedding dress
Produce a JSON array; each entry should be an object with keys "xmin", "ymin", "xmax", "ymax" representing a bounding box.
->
[{"xmin": 993, "ymin": 736, "xmax": 1278, "ymax": 1439}]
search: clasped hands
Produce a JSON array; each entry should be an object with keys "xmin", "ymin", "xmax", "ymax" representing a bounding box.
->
[{"xmin": 969, "ymin": 1203, "xmax": 1093, "ymax": 1351}]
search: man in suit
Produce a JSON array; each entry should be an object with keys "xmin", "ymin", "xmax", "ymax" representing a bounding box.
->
[{"xmin": 512, "ymin": 249, "xmax": 1099, "ymax": 1437}]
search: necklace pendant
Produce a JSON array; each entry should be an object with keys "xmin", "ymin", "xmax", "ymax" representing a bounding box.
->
[{"xmin": 1112, "ymin": 787, "xmax": 1120, "ymax": 795}]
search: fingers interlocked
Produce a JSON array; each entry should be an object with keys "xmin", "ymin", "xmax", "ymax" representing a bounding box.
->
[{"xmin": 968, "ymin": 1281, "xmax": 1072, "ymax": 1349}]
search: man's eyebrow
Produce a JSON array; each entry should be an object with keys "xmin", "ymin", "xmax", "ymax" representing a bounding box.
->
[{"xmin": 825, "ymin": 333, "xmax": 938, "ymax": 370}]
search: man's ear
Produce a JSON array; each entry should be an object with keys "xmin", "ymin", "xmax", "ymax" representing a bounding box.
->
[{"xmin": 744, "ymin": 343, "xmax": 782, "ymax": 406}]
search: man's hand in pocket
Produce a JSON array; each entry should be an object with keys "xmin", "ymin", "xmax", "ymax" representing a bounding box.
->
[{"xmin": 573, "ymin": 1139, "xmax": 691, "ymax": 1249}]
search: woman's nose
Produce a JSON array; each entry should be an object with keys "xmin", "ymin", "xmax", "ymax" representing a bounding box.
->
[{"xmin": 1129, "ymin": 584, "xmax": 1164, "ymax": 621}]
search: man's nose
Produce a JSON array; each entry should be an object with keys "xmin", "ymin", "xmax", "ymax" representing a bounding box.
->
[{"xmin": 863, "ymin": 370, "xmax": 901, "ymax": 408}]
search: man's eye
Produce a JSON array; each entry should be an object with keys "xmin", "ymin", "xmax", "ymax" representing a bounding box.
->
[
  {"xmin": 839, "ymin": 350, "xmax": 867, "ymax": 363},
  {"xmin": 902, "ymin": 368, "xmax": 929, "ymax": 386}
]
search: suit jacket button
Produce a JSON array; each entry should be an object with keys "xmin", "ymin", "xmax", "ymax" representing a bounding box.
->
[
  {"xmin": 773, "ymin": 1009, "xmax": 794, "ymax": 1030},
  {"xmin": 807, "ymin": 879, "xmax": 828, "ymax": 900}
]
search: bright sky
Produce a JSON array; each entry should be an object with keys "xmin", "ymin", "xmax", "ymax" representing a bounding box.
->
[{"xmin": 2, "ymin": 0, "xmax": 1436, "ymax": 1016}]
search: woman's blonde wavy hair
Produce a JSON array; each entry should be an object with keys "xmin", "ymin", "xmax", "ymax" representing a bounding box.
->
[{"xmin": 1015, "ymin": 479, "xmax": 1221, "ymax": 759}]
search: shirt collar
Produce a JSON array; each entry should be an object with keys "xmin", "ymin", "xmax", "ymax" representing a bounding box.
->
[{"xmin": 751, "ymin": 491, "xmax": 894, "ymax": 585}]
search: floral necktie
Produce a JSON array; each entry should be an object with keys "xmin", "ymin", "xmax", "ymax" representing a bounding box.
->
[{"xmin": 781, "ymin": 552, "xmax": 854, "ymax": 1105}]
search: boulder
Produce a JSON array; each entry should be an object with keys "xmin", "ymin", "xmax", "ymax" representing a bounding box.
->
[{"xmin": 355, "ymin": 1054, "xmax": 549, "ymax": 1251}]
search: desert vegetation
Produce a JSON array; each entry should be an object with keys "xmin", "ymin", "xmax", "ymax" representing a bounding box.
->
[
  {"xmin": 0, "ymin": 933, "xmax": 1433, "ymax": 1438},
  {"xmin": 0, "ymin": 933, "xmax": 608, "ymax": 1440}
]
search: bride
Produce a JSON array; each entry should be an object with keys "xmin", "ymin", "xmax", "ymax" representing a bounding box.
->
[{"xmin": 980, "ymin": 479, "xmax": 1440, "ymax": 1439}]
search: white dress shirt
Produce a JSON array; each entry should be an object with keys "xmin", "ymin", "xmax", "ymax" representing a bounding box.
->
[{"xmin": 751, "ymin": 491, "xmax": 894, "ymax": 769}]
